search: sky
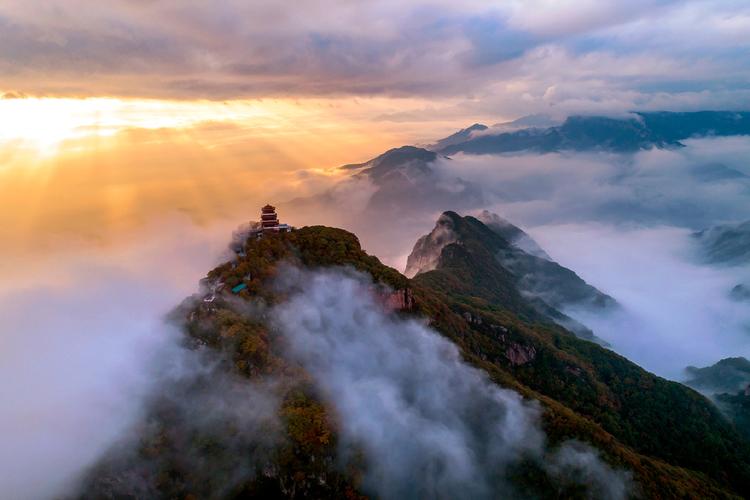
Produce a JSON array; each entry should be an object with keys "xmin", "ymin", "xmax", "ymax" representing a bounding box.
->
[
  {"xmin": 2, "ymin": 0, "xmax": 749, "ymax": 109},
  {"xmin": 1, "ymin": 0, "xmax": 749, "ymax": 256}
]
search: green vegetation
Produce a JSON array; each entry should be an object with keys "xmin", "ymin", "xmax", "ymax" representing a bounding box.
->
[
  {"xmin": 412, "ymin": 214, "xmax": 750, "ymax": 497},
  {"xmin": 81, "ymin": 223, "xmax": 750, "ymax": 499}
]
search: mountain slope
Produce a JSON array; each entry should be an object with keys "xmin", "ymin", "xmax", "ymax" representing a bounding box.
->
[
  {"xmin": 408, "ymin": 218, "xmax": 750, "ymax": 496},
  {"xmin": 78, "ymin": 224, "xmax": 750, "ymax": 499},
  {"xmin": 406, "ymin": 211, "xmax": 616, "ymax": 340},
  {"xmin": 341, "ymin": 145, "xmax": 437, "ymax": 178}
]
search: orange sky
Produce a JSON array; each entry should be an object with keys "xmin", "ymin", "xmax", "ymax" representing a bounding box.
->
[{"xmin": 0, "ymin": 96, "xmax": 492, "ymax": 262}]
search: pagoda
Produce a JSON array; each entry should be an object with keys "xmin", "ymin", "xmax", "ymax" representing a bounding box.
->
[
  {"xmin": 257, "ymin": 204, "xmax": 292, "ymax": 234},
  {"xmin": 261, "ymin": 204, "xmax": 280, "ymax": 231}
]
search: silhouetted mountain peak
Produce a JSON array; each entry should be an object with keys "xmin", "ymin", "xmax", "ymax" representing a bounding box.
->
[
  {"xmin": 341, "ymin": 145, "xmax": 437, "ymax": 181},
  {"xmin": 429, "ymin": 123, "xmax": 488, "ymax": 151}
]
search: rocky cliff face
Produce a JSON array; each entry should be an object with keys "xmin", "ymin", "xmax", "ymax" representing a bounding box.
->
[{"xmin": 380, "ymin": 287, "xmax": 415, "ymax": 312}]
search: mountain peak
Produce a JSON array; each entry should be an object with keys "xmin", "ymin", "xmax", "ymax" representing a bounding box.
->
[
  {"xmin": 407, "ymin": 211, "xmax": 616, "ymax": 341},
  {"xmin": 78, "ymin": 221, "xmax": 750, "ymax": 499},
  {"xmin": 476, "ymin": 210, "xmax": 551, "ymax": 260},
  {"xmin": 429, "ymin": 123, "xmax": 488, "ymax": 151},
  {"xmin": 339, "ymin": 145, "xmax": 437, "ymax": 184},
  {"xmin": 341, "ymin": 145, "xmax": 436, "ymax": 170},
  {"xmin": 404, "ymin": 211, "xmax": 462, "ymax": 278}
]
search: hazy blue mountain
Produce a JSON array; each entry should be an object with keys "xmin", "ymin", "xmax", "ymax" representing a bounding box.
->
[
  {"xmin": 290, "ymin": 145, "xmax": 483, "ymax": 217},
  {"xmin": 438, "ymin": 126, "xmax": 562, "ymax": 155},
  {"xmin": 492, "ymin": 114, "xmax": 561, "ymax": 130},
  {"xmin": 685, "ymin": 357, "xmax": 750, "ymax": 394},
  {"xmin": 436, "ymin": 111, "xmax": 750, "ymax": 155},
  {"xmin": 428, "ymin": 123, "xmax": 488, "ymax": 151},
  {"xmin": 689, "ymin": 163, "xmax": 748, "ymax": 182},
  {"xmin": 692, "ymin": 220, "xmax": 750, "ymax": 266},
  {"xmin": 639, "ymin": 111, "xmax": 750, "ymax": 142}
]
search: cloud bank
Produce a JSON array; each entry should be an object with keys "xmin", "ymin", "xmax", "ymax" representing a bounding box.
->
[
  {"xmin": 299, "ymin": 136, "xmax": 750, "ymax": 381},
  {"xmin": 272, "ymin": 266, "xmax": 630, "ymax": 499},
  {"xmin": 0, "ymin": 217, "xmax": 233, "ymax": 499},
  {"xmin": 433, "ymin": 138, "xmax": 750, "ymax": 378},
  {"xmin": 532, "ymin": 224, "xmax": 750, "ymax": 380}
]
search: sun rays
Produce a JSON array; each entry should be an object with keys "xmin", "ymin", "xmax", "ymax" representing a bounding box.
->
[{"xmin": 0, "ymin": 95, "xmax": 443, "ymax": 261}]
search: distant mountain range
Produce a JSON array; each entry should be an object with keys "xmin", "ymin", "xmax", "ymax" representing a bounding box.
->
[
  {"xmin": 287, "ymin": 145, "xmax": 482, "ymax": 217},
  {"xmin": 435, "ymin": 111, "xmax": 750, "ymax": 155},
  {"xmin": 288, "ymin": 110, "xmax": 750, "ymax": 226}
]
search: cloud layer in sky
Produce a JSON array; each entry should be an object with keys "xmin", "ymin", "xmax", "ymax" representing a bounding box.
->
[{"xmin": 1, "ymin": 0, "xmax": 748, "ymax": 116}]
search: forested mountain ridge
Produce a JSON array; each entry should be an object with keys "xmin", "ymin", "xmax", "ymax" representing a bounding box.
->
[
  {"xmin": 78, "ymin": 224, "xmax": 750, "ymax": 499},
  {"xmin": 406, "ymin": 211, "xmax": 616, "ymax": 341}
]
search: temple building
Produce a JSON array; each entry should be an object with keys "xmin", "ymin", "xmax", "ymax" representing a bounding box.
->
[{"xmin": 257, "ymin": 204, "xmax": 292, "ymax": 234}]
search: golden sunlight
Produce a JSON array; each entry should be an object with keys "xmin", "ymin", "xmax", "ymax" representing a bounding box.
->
[
  {"xmin": 0, "ymin": 97, "xmax": 295, "ymax": 155},
  {"xmin": 0, "ymin": 94, "xmax": 463, "ymax": 262}
]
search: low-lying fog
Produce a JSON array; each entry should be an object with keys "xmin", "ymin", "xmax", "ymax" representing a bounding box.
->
[
  {"xmin": 435, "ymin": 136, "xmax": 750, "ymax": 379},
  {"xmin": 2, "ymin": 135, "xmax": 749, "ymax": 497},
  {"xmin": 531, "ymin": 224, "xmax": 750, "ymax": 379},
  {"xmin": 0, "ymin": 217, "xmax": 236, "ymax": 499}
]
